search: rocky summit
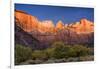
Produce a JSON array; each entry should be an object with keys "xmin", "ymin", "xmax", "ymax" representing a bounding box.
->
[{"xmin": 15, "ymin": 10, "xmax": 94, "ymax": 49}]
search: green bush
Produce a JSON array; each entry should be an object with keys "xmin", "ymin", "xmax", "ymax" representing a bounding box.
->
[
  {"xmin": 71, "ymin": 45, "xmax": 91, "ymax": 57},
  {"xmin": 66, "ymin": 48, "xmax": 77, "ymax": 57},
  {"xmin": 15, "ymin": 44, "xmax": 32, "ymax": 65},
  {"xmin": 15, "ymin": 42, "xmax": 93, "ymax": 65},
  {"xmin": 50, "ymin": 42, "xmax": 92, "ymax": 58},
  {"xmin": 50, "ymin": 41, "xmax": 70, "ymax": 59},
  {"xmin": 44, "ymin": 48, "xmax": 54, "ymax": 59},
  {"xmin": 32, "ymin": 50, "xmax": 48, "ymax": 60},
  {"xmin": 32, "ymin": 42, "xmax": 70, "ymax": 60}
]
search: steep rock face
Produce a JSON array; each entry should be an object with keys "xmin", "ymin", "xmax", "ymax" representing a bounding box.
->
[
  {"xmin": 56, "ymin": 20, "xmax": 64, "ymax": 30},
  {"xmin": 15, "ymin": 22, "xmax": 39, "ymax": 49},
  {"xmin": 15, "ymin": 10, "xmax": 94, "ymax": 34},
  {"xmin": 79, "ymin": 19, "xmax": 94, "ymax": 33},
  {"xmin": 15, "ymin": 10, "xmax": 94, "ymax": 49},
  {"xmin": 67, "ymin": 19, "xmax": 94, "ymax": 34},
  {"xmin": 15, "ymin": 10, "xmax": 38, "ymax": 32},
  {"xmin": 38, "ymin": 20, "xmax": 55, "ymax": 33}
]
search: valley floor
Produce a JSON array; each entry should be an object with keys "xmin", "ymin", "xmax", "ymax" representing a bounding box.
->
[{"xmin": 18, "ymin": 55, "xmax": 94, "ymax": 65}]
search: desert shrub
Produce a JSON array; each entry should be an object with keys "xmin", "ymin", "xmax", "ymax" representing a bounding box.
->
[
  {"xmin": 32, "ymin": 50, "xmax": 48, "ymax": 60},
  {"xmin": 51, "ymin": 41, "xmax": 65, "ymax": 48},
  {"xmin": 50, "ymin": 42, "xmax": 92, "ymax": 59},
  {"xmin": 70, "ymin": 45, "xmax": 92, "ymax": 57},
  {"xmin": 50, "ymin": 41, "xmax": 70, "ymax": 59},
  {"xmin": 66, "ymin": 47, "xmax": 77, "ymax": 57},
  {"xmin": 44, "ymin": 48, "xmax": 54, "ymax": 59},
  {"xmin": 31, "ymin": 42, "xmax": 93, "ymax": 63},
  {"xmin": 15, "ymin": 44, "xmax": 32, "ymax": 65},
  {"xmin": 88, "ymin": 48, "xmax": 94, "ymax": 55}
]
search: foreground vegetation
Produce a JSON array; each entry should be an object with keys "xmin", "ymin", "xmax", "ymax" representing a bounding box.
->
[{"xmin": 15, "ymin": 42, "xmax": 94, "ymax": 65}]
